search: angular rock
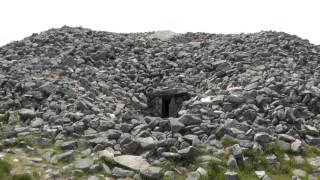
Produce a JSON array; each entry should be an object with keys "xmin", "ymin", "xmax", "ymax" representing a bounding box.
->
[
  {"xmin": 178, "ymin": 146, "xmax": 200, "ymax": 158},
  {"xmin": 50, "ymin": 150, "xmax": 74, "ymax": 164},
  {"xmin": 136, "ymin": 137, "xmax": 157, "ymax": 149},
  {"xmin": 30, "ymin": 117, "xmax": 44, "ymax": 128},
  {"xmin": 291, "ymin": 139, "xmax": 302, "ymax": 153},
  {"xmin": 112, "ymin": 167, "xmax": 134, "ymax": 178},
  {"xmin": 18, "ymin": 109, "xmax": 36, "ymax": 120},
  {"xmin": 74, "ymin": 157, "xmax": 94, "ymax": 170},
  {"xmin": 178, "ymin": 114, "xmax": 202, "ymax": 125},
  {"xmin": 114, "ymin": 155, "xmax": 150, "ymax": 171},
  {"xmin": 186, "ymin": 171, "xmax": 201, "ymax": 180},
  {"xmin": 60, "ymin": 141, "xmax": 77, "ymax": 150},
  {"xmin": 254, "ymin": 132, "xmax": 272, "ymax": 144},
  {"xmin": 306, "ymin": 135, "xmax": 320, "ymax": 145},
  {"xmin": 224, "ymin": 171, "xmax": 239, "ymax": 180},
  {"xmin": 140, "ymin": 166, "xmax": 162, "ymax": 179},
  {"xmin": 169, "ymin": 118, "xmax": 185, "ymax": 132}
]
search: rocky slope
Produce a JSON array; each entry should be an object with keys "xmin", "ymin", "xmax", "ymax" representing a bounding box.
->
[{"xmin": 1, "ymin": 26, "xmax": 320, "ymax": 179}]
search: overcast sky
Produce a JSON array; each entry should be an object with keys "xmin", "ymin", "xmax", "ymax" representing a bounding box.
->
[{"xmin": 0, "ymin": 0, "xmax": 319, "ymax": 46}]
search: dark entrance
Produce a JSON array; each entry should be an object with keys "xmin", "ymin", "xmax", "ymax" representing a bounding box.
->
[
  {"xmin": 147, "ymin": 88, "xmax": 190, "ymax": 118},
  {"xmin": 162, "ymin": 96, "xmax": 171, "ymax": 118}
]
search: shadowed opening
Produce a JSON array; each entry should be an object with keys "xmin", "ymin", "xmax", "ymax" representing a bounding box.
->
[
  {"xmin": 162, "ymin": 96, "xmax": 171, "ymax": 118},
  {"xmin": 148, "ymin": 89, "xmax": 190, "ymax": 118}
]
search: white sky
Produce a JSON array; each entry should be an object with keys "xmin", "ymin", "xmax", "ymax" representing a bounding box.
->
[{"xmin": 0, "ymin": 0, "xmax": 319, "ymax": 46}]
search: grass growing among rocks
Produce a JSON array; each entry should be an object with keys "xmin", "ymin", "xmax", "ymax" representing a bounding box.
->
[
  {"xmin": 204, "ymin": 158, "xmax": 227, "ymax": 180},
  {"xmin": 0, "ymin": 159, "xmax": 12, "ymax": 180},
  {"xmin": 0, "ymin": 112, "xmax": 9, "ymax": 124},
  {"xmin": 0, "ymin": 159, "xmax": 34, "ymax": 180},
  {"xmin": 221, "ymin": 136, "xmax": 237, "ymax": 147},
  {"xmin": 176, "ymin": 142, "xmax": 320, "ymax": 180}
]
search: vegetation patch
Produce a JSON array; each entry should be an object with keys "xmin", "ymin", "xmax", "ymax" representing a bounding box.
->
[
  {"xmin": 0, "ymin": 159, "xmax": 12, "ymax": 180},
  {"xmin": 0, "ymin": 112, "xmax": 9, "ymax": 124},
  {"xmin": 221, "ymin": 136, "xmax": 237, "ymax": 147}
]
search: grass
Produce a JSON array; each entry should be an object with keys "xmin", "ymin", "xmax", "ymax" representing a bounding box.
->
[
  {"xmin": 240, "ymin": 149, "xmax": 268, "ymax": 173},
  {"xmin": 269, "ymin": 174, "xmax": 294, "ymax": 180},
  {"xmin": 200, "ymin": 155, "xmax": 228, "ymax": 180},
  {"xmin": 0, "ymin": 159, "xmax": 33, "ymax": 180},
  {"xmin": 193, "ymin": 142, "xmax": 318, "ymax": 180},
  {"xmin": 304, "ymin": 145, "xmax": 320, "ymax": 158},
  {"xmin": 0, "ymin": 112, "xmax": 9, "ymax": 124},
  {"xmin": 238, "ymin": 171, "xmax": 259, "ymax": 180},
  {"xmin": 0, "ymin": 159, "xmax": 12, "ymax": 180},
  {"xmin": 11, "ymin": 174, "xmax": 33, "ymax": 180},
  {"xmin": 221, "ymin": 136, "xmax": 237, "ymax": 147}
]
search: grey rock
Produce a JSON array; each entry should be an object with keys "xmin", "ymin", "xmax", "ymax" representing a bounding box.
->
[
  {"xmin": 99, "ymin": 120, "xmax": 115, "ymax": 131},
  {"xmin": 308, "ymin": 156, "xmax": 320, "ymax": 168},
  {"xmin": 161, "ymin": 152, "xmax": 181, "ymax": 158},
  {"xmin": 178, "ymin": 146, "xmax": 200, "ymax": 158},
  {"xmin": 278, "ymin": 134, "xmax": 296, "ymax": 143},
  {"xmin": 215, "ymin": 125, "xmax": 228, "ymax": 139},
  {"xmin": 136, "ymin": 137, "xmax": 157, "ymax": 149},
  {"xmin": 30, "ymin": 117, "xmax": 44, "ymax": 128},
  {"xmin": 229, "ymin": 144, "xmax": 243, "ymax": 160},
  {"xmin": 121, "ymin": 138, "xmax": 139, "ymax": 154},
  {"xmin": 140, "ymin": 166, "xmax": 162, "ymax": 179},
  {"xmin": 169, "ymin": 118, "xmax": 185, "ymax": 132},
  {"xmin": 196, "ymin": 167, "xmax": 207, "ymax": 177},
  {"xmin": 305, "ymin": 125, "xmax": 319, "ymax": 135},
  {"xmin": 291, "ymin": 139, "xmax": 302, "ymax": 153},
  {"xmin": 50, "ymin": 150, "xmax": 74, "ymax": 164},
  {"xmin": 227, "ymin": 155, "xmax": 238, "ymax": 170},
  {"xmin": 277, "ymin": 140, "xmax": 291, "ymax": 151},
  {"xmin": 255, "ymin": 171, "xmax": 266, "ymax": 179},
  {"xmin": 98, "ymin": 147, "xmax": 115, "ymax": 160},
  {"xmin": 88, "ymin": 137, "xmax": 111, "ymax": 146},
  {"xmin": 102, "ymin": 163, "xmax": 111, "ymax": 175},
  {"xmin": 306, "ymin": 135, "xmax": 320, "ymax": 145},
  {"xmin": 74, "ymin": 157, "xmax": 94, "ymax": 170},
  {"xmin": 224, "ymin": 171, "xmax": 239, "ymax": 180},
  {"xmin": 18, "ymin": 109, "xmax": 36, "ymax": 120},
  {"xmin": 87, "ymin": 176, "xmax": 100, "ymax": 180},
  {"xmin": 254, "ymin": 132, "xmax": 272, "ymax": 144},
  {"xmin": 293, "ymin": 156, "xmax": 305, "ymax": 165},
  {"xmin": 186, "ymin": 171, "xmax": 201, "ymax": 180},
  {"xmin": 60, "ymin": 140, "xmax": 77, "ymax": 150},
  {"xmin": 164, "ymin": 171, "xmax": 176, "ymax": 179},
  {"xmin": 112, "ymin": 167, "xmax": 134, "ymax": 178},
  {"xmin": 178, "ymin": 114, "xmax": 202, "ymax": 125},
  {"xmin": 292, "ymin": 169, "xmax": 307, "ymax": 177},
  {"xmin": 89, "ymin": 164, "xmax": 101, "ymax": 173},
  {"xmin": 113, "ymin": 155, "xmax": 150, "ymax": 171},
  {"xmin": 292, "ymin": 176, "xmax": 302, "ymax": 180}
]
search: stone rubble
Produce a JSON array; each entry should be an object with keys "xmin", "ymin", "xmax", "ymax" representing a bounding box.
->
[{"xmin": 0, "ymin": 26, "xmax": 320, "ymax": 179}]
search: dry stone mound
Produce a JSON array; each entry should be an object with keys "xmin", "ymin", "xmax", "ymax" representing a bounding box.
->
[{"xmin": 1, "ymin": 26, "xmax": 320, "ymax": 179}]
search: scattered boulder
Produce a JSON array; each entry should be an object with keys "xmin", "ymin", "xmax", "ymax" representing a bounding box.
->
[
  {"xmin": 254, "ymin": 132, "xmax": 272, "ymax": 144},
  {"xmin": 74, "ymin": 157, "xmax": 94, "ymax": 170},
  {"xmin": 140, "ymin": 166, "xmax": 162, "ymax": 179},
  {"xmin": 113, "ymin": 155, "xmax": 150, "ymax": 171}
]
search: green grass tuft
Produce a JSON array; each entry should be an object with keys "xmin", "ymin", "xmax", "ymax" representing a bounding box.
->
[
  {"xmin": 304, "ymin": 145, "xmax": 320, "ymax": 158},
  {"xmin": 11, "ymin": 174, "xmax": 33, "ymax": 180},
  {"xmin": 221, "ymin": 136, "xmax": 237, "ymax": 147},
  {"xmin": 201, "ymin": 156, "xmax": 227, "ymax": 180},
  {"xmin": 0, "ymin": 159, "xmax": 12, "ymax": 180},
  {"xmin": 0, "ymin": 112, "xmax": 9, "ymax": 124}
]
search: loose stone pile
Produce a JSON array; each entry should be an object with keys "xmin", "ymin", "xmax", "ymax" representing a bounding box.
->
[{"xmin": 1, "ymin": 26, "xmax": 320, "ymax": 179}]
